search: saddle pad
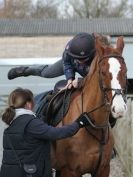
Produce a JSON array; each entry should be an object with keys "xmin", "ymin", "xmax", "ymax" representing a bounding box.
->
[{"xmin": 34, "ymin": 90, "xmax": 53, "ymax": 123}]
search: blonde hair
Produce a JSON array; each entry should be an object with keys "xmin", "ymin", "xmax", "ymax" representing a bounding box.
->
[{"xmin": 2, "ymin": 88, "xmax": 34, "ymax": 125}]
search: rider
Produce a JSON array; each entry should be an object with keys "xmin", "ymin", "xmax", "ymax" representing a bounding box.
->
[
  {"xmin": 7, "ymin": 33, "xmax": 116, "ymax": 128},
  {"xmin": 8, "ymin": 33, "xmax": 96, "ymax": 89}
]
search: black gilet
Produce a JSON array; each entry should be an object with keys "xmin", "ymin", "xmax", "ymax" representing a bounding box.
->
[{"xmin": 0, "ymin": 114, "xmax": 52, "ymax": 177}]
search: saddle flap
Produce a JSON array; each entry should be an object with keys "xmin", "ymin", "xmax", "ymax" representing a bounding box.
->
[
  {"xmin": 34, "ymin": 90, "xmax": 54, "ymax": 122},
  {"xmin": 46, "ymin": 89, "xmax": 74, "ymax": 126}
]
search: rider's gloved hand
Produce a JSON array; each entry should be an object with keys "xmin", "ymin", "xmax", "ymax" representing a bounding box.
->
[
  {"xmin": 76, "ymin": 112, "xmax": 90, "ymax": 128},
  {"xmin": 63, "ymin": 78, "xmax": 79, "ymax": 90},
  {"xmin": 72, "ymin": 78, "xmax": 78, "ymax": 88},
  {"xmin": 66, "ymin": 79, "xmax": 73, "ymax": 89}
]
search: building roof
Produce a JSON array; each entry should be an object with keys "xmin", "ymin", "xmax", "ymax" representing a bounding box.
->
[{"xmin": 0, "ymin": 18, "xmax": 132, "ymax": 36}]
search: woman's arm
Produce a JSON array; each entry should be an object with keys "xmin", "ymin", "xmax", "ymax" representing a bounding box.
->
[{"xmin": 26, "ymin": 118, "xmax": 80, "ymax": 141}]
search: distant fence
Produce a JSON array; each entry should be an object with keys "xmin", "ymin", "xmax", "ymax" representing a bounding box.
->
[{"xmin": 113, "ymin": 97, "xmax": 133, "ymax": 177}]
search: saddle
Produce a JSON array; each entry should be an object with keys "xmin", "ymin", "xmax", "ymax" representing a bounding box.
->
[
  {"xmin": 34, "ymin": 80, "xmax": 75, "ymax": 126},
  {"xmin": 34, "ymin": 80, "xmax": 117, "ymax": 128}
]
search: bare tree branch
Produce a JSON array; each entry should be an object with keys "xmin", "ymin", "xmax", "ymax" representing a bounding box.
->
[
  {"xmin": 0, "ymin": 0, "xmax": 132, "ymax": 19},
  {"xmin": 66, "ymin": 0, "xmax": 131, "ymax": 18},
  {"xmin": 32, "ymin": 0, "xmax": 58, "ymax": 18}
]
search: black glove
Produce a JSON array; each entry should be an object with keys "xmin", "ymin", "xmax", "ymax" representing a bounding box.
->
[{"xmin": 76, "ymin": 112, "xmax": 90, "ymax": 128}]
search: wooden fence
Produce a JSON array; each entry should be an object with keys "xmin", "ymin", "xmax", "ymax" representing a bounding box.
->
[{"xmin": 113, "ymin": 97, "xmax": 133, "ymax": 177}]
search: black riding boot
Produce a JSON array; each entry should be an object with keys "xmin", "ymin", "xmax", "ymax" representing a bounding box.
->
[{"xmin": 8, "ymin": 65, "xmax": 48, "ymax": 80}]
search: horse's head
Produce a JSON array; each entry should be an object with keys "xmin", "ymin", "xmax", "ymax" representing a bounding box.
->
[{"xmin": 95, "ymin": 35, "xmax": 127, "ymax": 119}]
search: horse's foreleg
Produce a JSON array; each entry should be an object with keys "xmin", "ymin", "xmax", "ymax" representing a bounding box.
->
[
  {"xmin": 96, "ymin": 165, "xmax": 110, "ymax": 177},
  {"xmin": 60, "ymin": 168, "xmax": 81, "ymax": 177},
  {"xmin": 55, "ymin": 170, "xmax": 61, "ymax": 177}
]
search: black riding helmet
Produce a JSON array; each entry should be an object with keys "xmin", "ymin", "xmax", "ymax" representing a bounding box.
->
[{"xmin": 66, "ymin": 33, "xmax": 95, "ymax": 60}]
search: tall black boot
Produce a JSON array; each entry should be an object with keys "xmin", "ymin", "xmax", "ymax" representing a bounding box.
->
[{"xmin": 8, "ymin": 65, "xmax": 48, "ymax": 80}]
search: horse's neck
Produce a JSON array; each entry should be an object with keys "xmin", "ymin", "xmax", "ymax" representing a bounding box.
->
[
  {"xmin": 82, "ymin": 65, "xmax": 107, "ymax": 124},
  {"xmin": 84, "ymin": 71, "xmax": 102, "ymax": 105}
]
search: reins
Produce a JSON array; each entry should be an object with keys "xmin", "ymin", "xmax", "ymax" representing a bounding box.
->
[{"xmin": 81, "ymin": 90, "xmax": 109, "ymax": 129}]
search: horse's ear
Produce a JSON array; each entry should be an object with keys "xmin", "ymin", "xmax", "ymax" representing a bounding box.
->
[
  {"xmin": 116, "ymin": 36, "xmax": 124, "ymax": 54},
  {"xmin": 95, "ymin": 37, "xmax": 105, "ymax": 57},
  {"xmin": 92, "ymin": 33, "xmax": 100, "ymax": 39}
]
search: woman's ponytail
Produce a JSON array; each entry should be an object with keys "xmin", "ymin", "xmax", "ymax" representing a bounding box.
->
[{"xmin": 2, "ymin": 106, "xmax": 15, "ymax": 125}]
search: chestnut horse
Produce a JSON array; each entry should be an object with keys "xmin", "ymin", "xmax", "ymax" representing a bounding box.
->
[{"xmin": 51, "ymin": 35, "xmax": 127, "ymax": 177}]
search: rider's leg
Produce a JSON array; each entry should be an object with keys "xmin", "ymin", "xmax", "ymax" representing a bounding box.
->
[
  {"xmin": 41, "ymin": 59, "xmax": 64, "ymax": 78},
  {"xmin": 8, "ymin": 59, "xmax": 64, "ymax": 80}
]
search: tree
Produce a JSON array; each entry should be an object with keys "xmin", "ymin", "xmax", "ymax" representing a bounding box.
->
[
  {"xmin": 1, "ymin": 0, "xmax": 33, "ymax": 18},
  {"xmin": 0, "ymin": 0, "xmax": 59, "ymax": 18},
  {"xmin": 0, "ymin": 0, "xmax": 132, "ymax": 18},
  {"xmin": 64, "ymin": 0, "xmax": 131, "ymax": 18},
  {"xmin": 31, "ymin": 0, "xmax": 58, "ymax": 18},
  {"xmin": 127, "ymin": 1, "xmax": 133, "ymax": 17}
]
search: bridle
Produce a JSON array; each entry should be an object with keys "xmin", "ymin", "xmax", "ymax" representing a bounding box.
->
[
  {"xmin": 81, "ymin": 54, "xmax": 127, "ymax": 177},
  {"xmin": 98, "ymin": 55, "xmax": 127, "ymax": 105},
  {"xmin": 81, "ymin": 54, "xmax": 127, "ymax": 128}
]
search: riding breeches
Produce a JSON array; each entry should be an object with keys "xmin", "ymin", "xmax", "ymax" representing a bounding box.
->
[{"xmin": 41, "ymin": 59, "xmax": 64, "ymax": 78}]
